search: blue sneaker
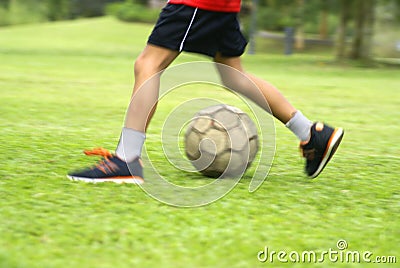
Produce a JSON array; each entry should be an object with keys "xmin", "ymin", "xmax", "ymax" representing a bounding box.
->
[
  {"xmin": 300, "ymin": 122, "xmax": 344, "ymax": 178},
  {"xmin": 67, "ymin": 148, "xmax": 144, "ymax": 184}
]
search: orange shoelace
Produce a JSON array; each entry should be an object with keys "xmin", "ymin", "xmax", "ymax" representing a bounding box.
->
[
  {"xmin": 84, "ymin": 147, "xmax": 112, "ymax": 158},
  {"xmin": 83, "ymin": 148, "xmax": 118, "ymax": 174}
]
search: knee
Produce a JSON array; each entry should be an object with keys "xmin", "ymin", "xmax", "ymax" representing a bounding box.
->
[
  {"xmin": 134, "ymin": 54, "xmax": 155, "ymax": 77},
  {"xmin": 135, "ymin": 52, "xmax": 167, "ymax": 79}
]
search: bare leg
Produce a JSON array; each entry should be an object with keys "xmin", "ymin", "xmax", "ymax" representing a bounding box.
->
[
  {"xmin": 115, "ymin": 45, "xmax": 179, "ymax": 162},
  {"xmin": 213, "ymin": 53, "xmax": 297, "ymax": 124},
  {"xmin": 125, "ymin": 44, "xmax": 179, "ymax": 132}
]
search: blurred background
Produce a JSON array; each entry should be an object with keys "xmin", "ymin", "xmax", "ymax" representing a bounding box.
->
[
  {"xmin": 1, "ymin": 2, "xmax": 399, "ymax": 267},
  {"xmin": 0, "ymin": 0, "xmax": 399, "ymax": 62}
]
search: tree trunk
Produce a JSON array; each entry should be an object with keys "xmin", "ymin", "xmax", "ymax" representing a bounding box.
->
[
  {"xmin": 350, "ymin": 0, "xmax": 376, "ymax": 60},
  {"xmin": 319, "ymin": 1, "xmax": 329, "ymax": 40},
  {"xmin": 336, "ymin": 0, "xmax": 350, "ymax": 60},
  {"xmin": 294, "ymin": 0, "xmax": 305, "ymax": 51},
  {"xmin": 319, "ymin": 10, "xmax": 328, "ymax": 40}
]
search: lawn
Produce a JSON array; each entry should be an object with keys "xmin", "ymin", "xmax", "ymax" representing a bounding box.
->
[{"xmin": 0, "ymin": 17, "xmax": 399, "ymax": 267}]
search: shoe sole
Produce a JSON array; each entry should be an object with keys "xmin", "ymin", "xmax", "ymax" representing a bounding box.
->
[
  {"xmin": 310, "ymin": 128, "xmax": 344, "ymax": 179},
  {"xmin": 67, "ymin": 175, "xmax": 144, "ymax": 184}
]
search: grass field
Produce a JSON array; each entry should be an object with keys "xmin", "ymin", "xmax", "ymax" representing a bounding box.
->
[{"xmin": 0, "ymin": 17, "xmax": 399, "ymax": 267}]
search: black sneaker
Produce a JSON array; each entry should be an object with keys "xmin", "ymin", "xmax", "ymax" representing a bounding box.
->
[
  {"xmin": 67, "ymin": 148, "xmax": 144, "ymax": 184},
  {"xmin": 300, "ymin": 122, "xmax": 344, "ymax": 178}
]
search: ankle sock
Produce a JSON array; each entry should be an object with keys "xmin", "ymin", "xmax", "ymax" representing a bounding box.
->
[
  {"xmin": 115, "ymin": 127, "xmax": 146, "ymax": 162},
  {"xmin": 286, "ymin": 111, "xmax": 313, "ymax": 142}
]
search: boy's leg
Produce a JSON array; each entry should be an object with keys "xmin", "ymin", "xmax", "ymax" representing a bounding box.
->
[
  {"xmin": 214, "ymin": 53, "xmax": 344, "ymax": 178},
  {"xmin": 68, "ymin": 44, "xmax": 179, "ymax": 183},
  {"xmin": 214, "ymin": 54, "xmax": 296, "ymax": 123},
  {"xmin": 125, "ymin": 44, "xmax": 180, "ymax": 132},
  {"xmin": 213, "ymin": 53, "xmax": 312, "ymax": 141},
  {"xmin": 115, "ymin": 44, "xmax": 179, "ymax": 162}
]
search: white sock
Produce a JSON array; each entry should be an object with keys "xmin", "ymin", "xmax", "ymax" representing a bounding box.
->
[
  {"xmin": 115, "ymin": 127, "xmax": 146, "ymax": 162},
  {"xmin": 286, "ymin": 111, "xmax": 313, "ymax": 142}
]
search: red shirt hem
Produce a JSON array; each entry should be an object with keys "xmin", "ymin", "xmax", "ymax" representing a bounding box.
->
[{"xmin": 168, "ymin": 0, "xmax": 241, "ymax": 13}]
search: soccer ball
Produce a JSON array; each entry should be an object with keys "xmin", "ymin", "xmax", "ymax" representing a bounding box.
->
[{"xmin": 184, "ymin": 104, "xmax": 259, "ymax": 178}]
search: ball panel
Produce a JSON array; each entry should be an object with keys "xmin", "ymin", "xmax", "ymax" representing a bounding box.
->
[
  {"xmin": 239, "ymin": 114, "xmax": 258, "ymax": 138},
  {"xmin": 200, "ymin": 167, "xmax": 223, "ymax": 178},
  {"xmin": 213, "ymin": 151, "xmax": 230, "ymax": 173},
  {"xmin": 224, "ymin": 104, "xmax": 244, "ymax": 114},
  {"xmin": 212, "ymin": 108, "xmax": 240, "ymax": 130},
  {"xmin": 225, "ymin": 151, "xmax": 248, "ymax": 177},
  {"xmin": 185, "ymin": 130, "xmax": 201, "ymax": 160},
  {"xmin": 192, "ymin": 117, "xmax": 213, "ymax": 133},
  {"xmin": 227, "ymin": 126, "xmax": 249, "ymax": 151},
  {"xmin": 204, "ymin": 128, "xmax": 228, "ymax": 154},
  {"xmin": 191, "ymin": 151, "xmax": 216, "ymax": 173}
]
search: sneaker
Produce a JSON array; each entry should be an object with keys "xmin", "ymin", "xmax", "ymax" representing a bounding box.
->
[
  {"xmin": 67, "ymin": 148, "xmax": 144, "ymax": 184},
  {"xmin": 300, "ymin": 122, "xmax": 344, "ymax": 178}
]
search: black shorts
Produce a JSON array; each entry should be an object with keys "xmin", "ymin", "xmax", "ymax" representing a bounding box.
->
[{"xmin": 148, "ymin": 4, "xmax": 248, "ymax": 58}]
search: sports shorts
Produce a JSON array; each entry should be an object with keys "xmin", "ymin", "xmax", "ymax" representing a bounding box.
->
[{"xmin": 148, "ymin": 4, "xmax": 248, "ymax": 58}]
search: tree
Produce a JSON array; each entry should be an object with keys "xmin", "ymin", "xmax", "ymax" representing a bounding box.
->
[
  {"xmin": 69, "ymin": 0, "xmax": 122, "ymax": 18},
  {"xmin": 336, "ymin": 0, "xmax": 353, "ymax": 59},
  {"xmin": 336, "ymin": 0, "xmax": 377, "ymax": 61},
  {"xmin": 319, "ymin": 0, "xmax": 329, "ymax": 40},
  {"xmin": 46, "ymin": 0, "xmax": 70, "ymax": 21},
  {"xmin": 350, "ymin": 0, "xmax": 376, "ymax": 60},
  {"xmin": 0, "ymin": 0, "xmax": 10, "ymax": 8},
  {"xmin": 294, "ymin": 0, "xmax": 305, "ymax": 50}
]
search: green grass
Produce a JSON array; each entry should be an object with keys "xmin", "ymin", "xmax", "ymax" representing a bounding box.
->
[{"xmin": 0, "ymin": 17, "xmax": 399, "ymax": 267}]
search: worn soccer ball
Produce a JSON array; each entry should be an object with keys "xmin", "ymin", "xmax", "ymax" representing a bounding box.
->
[{"xmin": 184, "ymin": 104, "xmax": 259, "ymax": 178}]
